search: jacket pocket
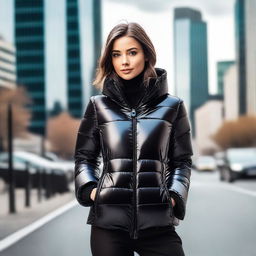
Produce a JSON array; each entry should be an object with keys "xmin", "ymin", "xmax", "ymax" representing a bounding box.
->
[
  {"xmin": 94, "ymin": 129, "xmax": 108, "ymax": 216},
  {"xmin": 94, "ymin": 172, "xmax": 106, "ymax": 217},
  {"xmin": 162, "ymin": 176, "xmax": 173, "ymax": 216},
  {"xmin": 160, "ymin": 150, "xmax": 173, "ymax": 217}
]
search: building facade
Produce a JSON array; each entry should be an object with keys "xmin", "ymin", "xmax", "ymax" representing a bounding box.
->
[
  {"xmin": 235, "ymin": 0, "xmax": 256, "ymax": 115},
  {"xmin": 14, "ymin": 0, "xmax": 102, "ymax": 135},
  {"xmin": 66, "ymin": 0, "xmax": 83, "ymax": 118},
  {"xmin": 14, "ymin": 0, "xmax": 46, "ymax": 135},
  {"xmin": 245, "ymin": 0, "xmax": 256, "ymax": 114},
  {"xmin": 174, "ymin": 7, "xmax": 209, "ymax": 137},
  {"xmin": 195, "ymin": 99, "xmax": 224, "ymax": 154},
  {"xmin": 0, "ymin": 36, "xmax": 16, "ymax": 89},
  {"xmin": 217, "ymin": 61, "xmax": 235, "ymax": 97},
  {"xmin": 224, "ymin": 64, "xmax": 239, "ymax": 120}
]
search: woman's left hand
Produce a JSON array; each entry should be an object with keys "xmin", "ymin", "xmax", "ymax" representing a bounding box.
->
[{"xmin": 171, "ymin": 197, "xmax": 176, "ymax": 207}]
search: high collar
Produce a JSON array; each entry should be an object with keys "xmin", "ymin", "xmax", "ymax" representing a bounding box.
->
[
  {"xmin": 101, "ymin": 67, "xmax": 169, "ymax": 111},
  {"xmin": 119, "ymin": 69, "xmax": 145, "ymax": 92}
]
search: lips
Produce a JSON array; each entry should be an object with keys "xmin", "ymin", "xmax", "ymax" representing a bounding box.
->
[{"xmin": 121, "ymin": 69, "xmax": 133, "ymax": 74}]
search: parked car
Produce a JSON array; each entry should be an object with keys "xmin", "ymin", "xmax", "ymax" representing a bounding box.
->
[
  {"xmin": 44, "ymin": 152, "xmax": 61, "ymax": 162},
  {"xmin": 215, "ymin": 147, "xmax": 256, "ymax": 182},
  {"xmin": 194, "ymin": 155, "xmax": 216, "ymax": 172},
  {"xmin": 0, "ymin": 160, "xmax": 36, "ymax": 193},
  {"xmin": 43, "ymin": 151, "xmax": 74, "ymax": 182},
  {"xmin": 0, "ymin": 151, "xmax": 70, "ymax": 192}
]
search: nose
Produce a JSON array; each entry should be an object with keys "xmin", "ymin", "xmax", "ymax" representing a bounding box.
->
[{"xmin": 121, "ymin": 55, "xmax": 129, "ymax": 66}]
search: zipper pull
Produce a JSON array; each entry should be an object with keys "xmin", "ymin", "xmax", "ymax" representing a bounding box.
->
[{"xmin": 131, "ymin": 108, "xmax": 136, "ymax": 117}]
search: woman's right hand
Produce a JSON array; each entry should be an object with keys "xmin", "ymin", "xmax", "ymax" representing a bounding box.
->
[{"xmin": 90, "ymin": 188, "xmax": 97, "ymax": 201}]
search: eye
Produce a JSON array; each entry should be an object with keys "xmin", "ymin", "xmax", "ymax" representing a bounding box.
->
[
  {"xmin": 129, "ymin": 51, "xmax": 137, "ymax": 56},
  {"xmin": 112, "ymin": 53, "xmax": 120, "ymax": 57}
]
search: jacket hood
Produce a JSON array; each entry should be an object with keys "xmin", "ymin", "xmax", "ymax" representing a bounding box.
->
[{"xmin": 101, "ymin": 67, "xmax": 169, "ymax": 110}]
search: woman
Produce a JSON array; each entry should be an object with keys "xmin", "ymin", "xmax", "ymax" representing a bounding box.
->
[{"xmin": 74, "ymin": 22, "xmax": 193, "ymax": 256}]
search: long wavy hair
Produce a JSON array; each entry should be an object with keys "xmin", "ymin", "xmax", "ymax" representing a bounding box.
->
[{"xmin": 93, "ymin": 21, "xmax": 157, "ymax": 90}]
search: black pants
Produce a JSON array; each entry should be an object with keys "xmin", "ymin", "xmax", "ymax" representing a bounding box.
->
[{"xmin": 90, "ymin": 225, "xmax": 185, "ymax": 256}]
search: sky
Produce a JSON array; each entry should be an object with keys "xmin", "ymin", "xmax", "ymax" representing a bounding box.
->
[
  {"xmin": 0, "ymin": 0, "xmax": 13, "ymax": 43},
  {"xmin": 103, "ymin": 0, "xmax": 236, "ymax": 94},
  {"xmin": 0, "ymin": 0, "xmax": 235, "ymax": 99}
]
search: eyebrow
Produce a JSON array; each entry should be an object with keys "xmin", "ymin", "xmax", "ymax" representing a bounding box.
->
[{"xmin": 112, "ymin": 47, "xmax": 138, "ymax": 53}]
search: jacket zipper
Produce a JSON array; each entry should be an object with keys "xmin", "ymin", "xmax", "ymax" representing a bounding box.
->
[
  {"xmin": 131, "ymin": 108, "xmax": 138, "ymax": 239},
  {"xmin": 107, "ymin": 81, "xmax": 140, "ymax": 238}
]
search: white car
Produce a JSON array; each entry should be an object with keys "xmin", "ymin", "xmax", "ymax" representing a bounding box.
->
[
  {"xmin": 16, "ymin": 151, "xmax": 74, "ymax": 181},
  {"xmin": 0, "ymin": 151, "xmax": 71, "ymax": 192},
  {"xmin": 194, "ymin": 155, "xmax": 216, "ymax": 172},
  {"xmin": 43, "ymin": 152, "xmax": 74, "ymax": 182}
]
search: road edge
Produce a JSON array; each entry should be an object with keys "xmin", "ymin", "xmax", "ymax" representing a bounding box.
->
[{"xmin": 0, "ymin": 200, "xmax": 77, "ymax": 252}]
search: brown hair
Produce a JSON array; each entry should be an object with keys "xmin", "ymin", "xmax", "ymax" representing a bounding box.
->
[{"xmin": 93, "ymin": 21, "xmax": 157, "ymax": 90}]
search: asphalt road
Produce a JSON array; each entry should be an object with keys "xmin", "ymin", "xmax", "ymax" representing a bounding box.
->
[
  {"xmin": 1, "ymin": 169, "xmax": 256, "ymax": 256},
  {"xmin": 181, "ymin": 170, "xmax": 256, "ymax": 256}
]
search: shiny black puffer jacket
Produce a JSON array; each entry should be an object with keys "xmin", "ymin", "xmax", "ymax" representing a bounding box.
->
[{"xmin": 74, "ymin": 68, "xmax": 193, "ymax": 239}]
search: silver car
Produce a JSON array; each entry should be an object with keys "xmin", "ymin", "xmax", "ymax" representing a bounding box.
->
[{"xmin": 215, "ymin": 147, "xmax": 256, "ymax": 182}]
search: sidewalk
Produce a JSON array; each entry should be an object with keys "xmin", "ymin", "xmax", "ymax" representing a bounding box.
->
[{"xmin": 0, "ymin": 186, "xmax": 76, "ymax": 240}]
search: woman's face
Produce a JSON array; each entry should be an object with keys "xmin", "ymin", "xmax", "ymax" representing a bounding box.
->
[{"xmin": 111, "ymin": 36, "xmax": 147, "ymax": 80}]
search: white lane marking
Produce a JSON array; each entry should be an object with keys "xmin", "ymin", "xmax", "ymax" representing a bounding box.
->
[
  {"xmin": 0, "ymin": 200, "xmax": 77, "ymax": 252},
  {"xmin": 192, "ymin": 181, "xmax": 256, "ymax": 198},
  {"xmin": 224, "ymin": 184, "xmax": 256, "ymax": 197}
]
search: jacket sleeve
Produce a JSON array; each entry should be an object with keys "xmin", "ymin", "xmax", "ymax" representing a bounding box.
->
[
  {"xmin": 73, "ymin": 96, "xmax": 101, "ymax": 207},
  {"xmin": 167, "ymin": 99, "xmax": 193, "ymax": 220}
]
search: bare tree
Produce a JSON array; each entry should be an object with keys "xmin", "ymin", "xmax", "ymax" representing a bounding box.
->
[
  {"xmin": 211, "ymin": 115, "xmax": 256, "ymax": 149},
  {"xmin": 0, "ymin": 86, "xmax": 32, "ymax": 151},
  {"xmin": 46, "ymin": 112, "xmax": 80, "ymax": 159}
]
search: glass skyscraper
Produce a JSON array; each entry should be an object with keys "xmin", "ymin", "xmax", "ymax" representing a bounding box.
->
[
  {"xmin": 66, "ymin": 0, "xmax": 83, "ymax": 118},
  {"xmin": 174, "ymin": 7, "xmax": 209, "ymax": 137},
  {"xmin": 14, "ymin": 0, "xmax": 102, "ymax": 135},
  {"xmin": 78, "ymin": 0, "xmax": 102, "ymax": 109},
  {"xmin": 235, "ymin": 0, "xmax": 246, "ymax": 115},
  {"xmin": 91, "ymin": 0, "xmax": 102, "ymax": 96},
  {"xmin": 217, "ymin": 61, "xmax": 235, "ymax": 96},
  {"xmin": 15, "ymin": 0, "xmax": 46, "ymax": 135}
]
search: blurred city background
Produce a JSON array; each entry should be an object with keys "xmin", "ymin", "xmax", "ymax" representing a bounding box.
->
[{"xmin": 0, "ymin": 0, "xmax": 256, "ymax": 255}]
